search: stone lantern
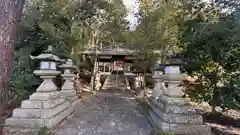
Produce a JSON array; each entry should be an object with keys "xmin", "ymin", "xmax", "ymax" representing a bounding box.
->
[
  {"xmin": 148, "ymin": 57, "xmax": 211, "ymax": 135},
  {"xmin": 59, "ymin": 59, "xmax": 80, "ymax": 106},
  {"xmin": 36, "ymin": 46, "xmax": 59, "ymax": 70},
  {"xmin": 151, "ymin": 64, "xmax": 165, "ymax": 102},
  {"xmin": 4, "ymin": 46, "xmax": 73, "ymax": 131},
  {"xmin": 163, "ymin": 58, "xmax": 186, "ymax": 97}
]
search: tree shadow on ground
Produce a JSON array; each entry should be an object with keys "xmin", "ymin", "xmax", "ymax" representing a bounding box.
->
[
  {"xmin": 202, "ymin": 111, "xmax": 240, "ymax": 128},
  {"xmin": 198, "ymin": 110, "xmax": 240, "ymax": 135}
]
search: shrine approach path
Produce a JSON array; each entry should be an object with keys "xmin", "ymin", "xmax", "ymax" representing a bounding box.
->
[{"xmin": 55, "ymin": 89, "xmax": 152, "ymax": 135}]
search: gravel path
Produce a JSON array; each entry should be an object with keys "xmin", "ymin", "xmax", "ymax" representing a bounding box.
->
[{"xmin": 56, "ymin": 91, "xmax": 152, "ymax": 135}]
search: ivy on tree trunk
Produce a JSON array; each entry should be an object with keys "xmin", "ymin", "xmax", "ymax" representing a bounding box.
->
[{"xmin": 0, "ymin": 0, "xmax": 24, "ymax": 106}]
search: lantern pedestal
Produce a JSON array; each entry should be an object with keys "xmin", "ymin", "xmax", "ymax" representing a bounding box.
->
[
  {"xmin": 4, "ymin": 70, "xmax": 73, "ymax": 130},
  {"xmin": 150, "ymin": 71, "xmax": 165, "ymax": 104},
  {"xmin": 59, "ymin": 59, "xmax": 80, "ymax": 106},
  {"xmin": 61, "ymin": 73, "xmax": 80, "ymax": 106},
  {"xmin": 95, "ymin": 72, "xmax": 102, "ymax": 91},
  {"xmin": 125, "ymin": 76, "xmax": 131, "ymax": 90},
  {"xmin": 75, "ymin": 74, "xmax": 83, "ymax": 94},
  {"xmin": 148, "ymin": 73, "xmax": 211, "ymax": 135},
  {"xmin": 134, "ymin": 76, "xmax": 141, "ymax": 89}
]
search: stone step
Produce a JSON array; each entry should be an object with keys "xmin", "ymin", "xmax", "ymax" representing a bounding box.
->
[
  {"xmin": 60, "ymin": 90, "xmax": 77, "ymax": 97},
  {"xmin": 13, "ymin": 100, "xmax": 70, "ymax": 119},
  {"xmin": 149, "ymin": 111, "xmax": 211, "ymax": 135},
  {"xmin": 148, "ymin": 99, "xmax": 203, "ymax": 125},
  {"xmin": 148, "ymin": 98, "xmax": 197, "ymax": 114},
  {"xmin": 21, "ymin": 98, "xmax": 65, "ymax": 109},
  {"xmin": 149, "ymin": 106, "xmax": 203, "ymax": 124},
  {"xmin": 29, "ymin": 91, "xmax": 61, "ymax": 101},
  {"xmin": 5, "ymin": 104, "xmax": 73, "ymax": 129}
]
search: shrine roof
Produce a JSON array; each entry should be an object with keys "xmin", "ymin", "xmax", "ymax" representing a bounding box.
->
[{"xmin": 82, "ymin": 48, "xmax": 137, "ymax": 56}]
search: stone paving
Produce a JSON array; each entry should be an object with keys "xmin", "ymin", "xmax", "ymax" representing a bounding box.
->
[{"xmin": 55, "ymin": 90, "xmax": 152, "ymax": 135}]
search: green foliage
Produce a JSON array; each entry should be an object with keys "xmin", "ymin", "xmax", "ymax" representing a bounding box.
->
[
  {"xmin": 9, "ymin": 0, "xmax": 129, "ymax": 100},
  {"xmin": 124, "ymin": 0, "xmax": 240, "ymax": 112},
  {"xmin": 150, "ymin": 129, "xmax": 174, "ymax": 135},
  {"xmin": 180, "ymin": 1, "xmax": 240, "ymax": 111},
  {"xmin": 37, "ymin": 126, "xmax": 54, "ymax": 135},
  {"xmin": 124, "ymin": 0, "xmax": 218, "ymax": 89},
  {"xmin": 218, "ymin": 74, "xmax": 240, "ymax": 109},
  {"xmin": 9, "ymin": 46, "xmax": 40, "ymax": 101},
  {"xmin": 8, "ymin": 0, "xmax": 240, "ymax": 114}
]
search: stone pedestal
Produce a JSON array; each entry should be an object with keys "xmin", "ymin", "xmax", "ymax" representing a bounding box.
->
[
  {"xmin": 148, "ymin": 73, "xmax": 211, "ymax": 135},
  {"xmin": 4, "ymin": 70, "xmax": 73, "ymax": 130},
  {"xmin": 134, "ymin": 76, "xmax": 141, "ymax": 89},
  {"xmin": 102, "ymin": 75, "xmax": 111, "ymax": 89},
  {"xmin": 151, "ymin": 70, "xmax": 165, "ymax": 103},
  {"xmin": 95, "ymin": 72, "xmax": 102, "ymax": 91},
  {"xmin": 60, "ymin": 59, "xmax": 80, "ymax": 106},
  {"xmin": 74, "ymin": 73, "xmax": 85, "ymax": 94},
  {"xmin": 61, "ymin": 73, "xmax": 79, "ymax": 106},
  {"xmin": 125, "ymin": 76, "xmax": 131, "ymax": 90}
]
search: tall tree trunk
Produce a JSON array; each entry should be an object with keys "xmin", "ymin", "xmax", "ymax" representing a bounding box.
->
[{"xmin": 0, "ymin": 0, "xmax": 24, "ymax": 110}]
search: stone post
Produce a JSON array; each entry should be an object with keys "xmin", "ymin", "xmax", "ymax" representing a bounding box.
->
[
  {"xmin": 74, "ymin": 73, "xmax": 82, "ymax": 94},
  {"xmin": 4, "ymin": 46, "xmax": 73, "ymax": 132},
  {"xmin": 60, "ymin": 59, "xmax": 80, "ymax": 106},
  {"xmin": 125, "ymin": 76, "xmax": 131, "ymax": 90},
  {"xmin": 134, "ymin": 75, "xmax": 140, "ymax": 89},
  {"xmin": 151, "ymin": 69, "xmax": 165, "ymax": 102},
  {"xmin": 124, "ymin": 73, "xmax": 135, "ymax": 91},
  {"xmin": 95, "ymin": 72, "xmax": 102, "ymax": 91},
  {"xmin": 148, "ymin": 58, "xmax": 211, "ymax": 135}
]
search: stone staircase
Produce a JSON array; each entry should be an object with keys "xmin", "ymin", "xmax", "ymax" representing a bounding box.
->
[{"xmin": 101, "ymin": 74, "xmax": 127, "ymax": 90}]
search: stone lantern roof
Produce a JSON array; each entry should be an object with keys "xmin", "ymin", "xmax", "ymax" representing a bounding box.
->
[
  {"xmin": 59, "ymin": 59, "xmax": 78, "ymax": 69},
  {"xmin": 165, "ymin": 58, "xmax": 184, "ymax": 66},
  {"xmin": 165, "ymin": 51, "xmax": 184, "ymax": 66},
  {"xmin": 30, "ymin": 46, "xmax": 61, "ymax": 62}
]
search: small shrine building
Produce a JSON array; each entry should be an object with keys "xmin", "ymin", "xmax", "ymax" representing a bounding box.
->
[{"xmin": 81, "ymin": 47, "xmax": 138, "ymax": 74}]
